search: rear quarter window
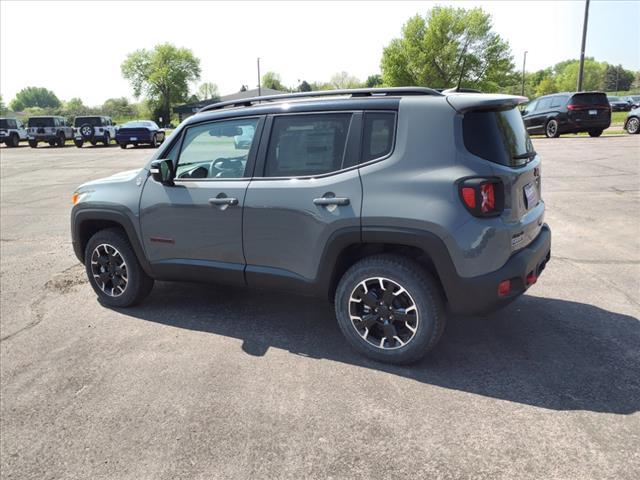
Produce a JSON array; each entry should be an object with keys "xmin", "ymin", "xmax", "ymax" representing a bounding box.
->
[
  {"xmin": 463, "ymin": 108, "xmax": 535, "ymax": 167},
  {"xmin": 361, "ymin": 112, "xmax": 396, "ymax": 163}
]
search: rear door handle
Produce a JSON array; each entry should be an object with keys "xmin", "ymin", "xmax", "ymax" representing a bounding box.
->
[
  {"xmin": 313, "ymin": 197, "xmax": 350, "ymax": 206},
  {"xmin": 208, "ymin": 197, "xmax": 238, "ymax": 206}
]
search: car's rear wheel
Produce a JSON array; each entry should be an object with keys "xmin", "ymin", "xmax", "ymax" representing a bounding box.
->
[
  {"xmin": 626, "ymin": 117, "xmax": 640, "ymax": 134},
  {"xmin": 103, "ymin": 132, "xmax": 110, "ymax": 146},
  {"xmin": 84, "ymin": 228, "xmax": 154, "ymax": 307},
  {"xmin": 57, "ymin": 133, "xmax": 66, "ymax": 147},
  {"xmin": 334, "ymin": 254, "xmax": 446, "ymax": 364},
  {"xmin": 48, "ymin": 141, "xmax": 57, "ymax": 147},
  {"xmin": 545, "ymin": 119, "xmax": 560, "ymax": 138},
  {"xmin": 150, "ymin": 134, "xmax": 158, "ymax": 148},
  {"xmin": 119, "ymin": 143, "xmax": 127, "ymax": 149},
  {"xmin": 588, "ymin": 129, "xmax": 603, "ymax": 137},
  {"xmin": 8, "ymin": 133, "xmax": 19, "ymax": 147},
  {"xmin": 29, "ymin": 140, "xmax": 38, "ymax": 148},
  {"xmin": 90, "ymin": 140, "xmax": 97, "ymax": 146},
  {"xmin": 74, "ymin": 139, "xmax": 84, "ymax": 148}
]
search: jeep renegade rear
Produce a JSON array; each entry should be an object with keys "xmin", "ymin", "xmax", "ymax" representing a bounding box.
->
[{"xmin": 71, "ymin": 88, "xmax": 551, "ymax": 364}]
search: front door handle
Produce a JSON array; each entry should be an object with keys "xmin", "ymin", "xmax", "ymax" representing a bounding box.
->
[
  {"xmin": 313, "ymin": 197, "xmax": 350, "ymax": 206},
  {"xmin": 208, "ymin": 197, "xmax": 238, "ymax": 206}
]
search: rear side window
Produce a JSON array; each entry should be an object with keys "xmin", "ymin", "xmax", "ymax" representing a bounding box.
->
[
  {"xmin": 362, "ymin": 112, "xmax": 395, "ymax": 162},
  {"xmin": 570, "ymin": 92, "xmax": 608, "ymax": 106},
  {"xmin": 463, "ymin": 108, "xmax": 535, "ymax": 167},
  {"xmin": 0, "ymin": 119, "xmax": 16, "ymax": 129},
  {"xmin": 550, "ymin": 95, "xmax": 568, "ymax": 108},
  {"xmin": 537, "ymin": 97, "xmax": 552, "ymax": 110},
  {"xmin": 265, "ymin": 113, "xmax": 351, "ymax": 177}
]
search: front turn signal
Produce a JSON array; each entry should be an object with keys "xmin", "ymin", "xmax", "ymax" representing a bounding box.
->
[{"xmin": 72, "ymin": 192, "xmax": 80, "ymax": 205}]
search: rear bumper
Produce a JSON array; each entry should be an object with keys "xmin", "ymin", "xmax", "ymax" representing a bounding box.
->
[
  {"xmin": 116, "ymin": 134, "xmax": 152, "ymax": 144},
  {"xmin": 446, "ymin": 224, "xmax": 551, "ymax": 315},
  {"xmin": 28, "ymin": 134, "xmax": 58, "ymax": 142}
]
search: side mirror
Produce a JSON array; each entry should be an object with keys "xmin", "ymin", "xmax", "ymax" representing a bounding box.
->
[
  {"xmin": 521, "ymin": 109, "xmax": 527, "ymax": 116},
  {"xmin": 149, "ymin": 159, "xmax": 174, "ymax": 185}
]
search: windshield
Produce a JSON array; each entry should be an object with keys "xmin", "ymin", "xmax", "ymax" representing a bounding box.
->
[
  {"xmin": 463, "ymin": 107, "xmax": 535, "ymax": 167},
  {"xmin": 122, "ymin": 121, "xmax": 155, "ymax": 129},
  {"xmin": 74, "ymin": 117, "xmax": 102, "ymax": 127},
  {"xmin": 28, "ymin": 117, "xmax": 55, "ymax": 127},
  {"xmin": 608, "ymin": 96, "xmax": 620, "ymax": 102}
]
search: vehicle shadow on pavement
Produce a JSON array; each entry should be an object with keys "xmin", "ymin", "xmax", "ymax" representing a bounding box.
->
[{"xmin": 120, "ymin": 281, "xmax": 640, "ymax": 414}]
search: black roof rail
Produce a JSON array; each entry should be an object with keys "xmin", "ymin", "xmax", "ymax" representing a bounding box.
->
[{"xmin": 198, "ymin": 87, "xmax": 442, "ymax": 113}]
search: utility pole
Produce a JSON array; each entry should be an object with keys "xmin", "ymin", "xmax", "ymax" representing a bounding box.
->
[
  {"xmin": 257, "ymin": 57, "xmax": 261, "ymax": 97},
  {"xmin": 521, "ymin": 50, "xmax": 528, "ymax": 96},
  {"xmin": 577, "ymin": 0, "xmax": 590, "ymax": 91}
]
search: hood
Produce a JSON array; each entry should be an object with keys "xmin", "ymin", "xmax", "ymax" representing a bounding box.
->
[{"xmin": 78, "ymin": 168, "xmax": 142, "ymax": 189}]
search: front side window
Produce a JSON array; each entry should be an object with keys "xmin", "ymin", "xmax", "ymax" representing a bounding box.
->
[
  {"xmin": 264, "ymin": 113, "xmax": 351, "ymax": 177},
  {"xmin": 175, "ymin": 117, "xmax": 259, "ymax": 179},
  {"xmin": 362, "ymin": 112, "xmax": 395, "ymax": 163}
]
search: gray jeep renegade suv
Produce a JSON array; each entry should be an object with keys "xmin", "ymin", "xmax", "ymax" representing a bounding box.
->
[{"xmin": 71, "ymin": 87, "xmax": 551, "ymax": 364}]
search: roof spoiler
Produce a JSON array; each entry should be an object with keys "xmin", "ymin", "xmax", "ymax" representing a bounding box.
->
[{"xmin": 446, "ymin": 93, "xmax": 528, "ymax": 113}]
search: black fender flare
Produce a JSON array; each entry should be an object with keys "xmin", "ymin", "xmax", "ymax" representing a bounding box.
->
[{"xmin": 71, "ymin": 206, "xmax": 153, "ymax": 276}]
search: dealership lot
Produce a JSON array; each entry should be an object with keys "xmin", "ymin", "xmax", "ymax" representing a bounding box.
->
[{"xmin": 1, "ymin": 138, "xmax": 639, "ymax": 479}]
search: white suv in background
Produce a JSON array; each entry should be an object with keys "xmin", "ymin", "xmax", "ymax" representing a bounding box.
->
[{"xmin": 0, "ymin": 117, "xmax": 28, "ymax": 147}]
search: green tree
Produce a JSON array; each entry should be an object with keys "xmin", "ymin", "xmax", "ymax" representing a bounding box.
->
[
  {"xmin": 534, "ymin": 76, "xmax": 558, "ymax": 97},
  {"xmin": 381, "ymin": 6, "xmax": 515, "ymax": 91},
  {"xmin": 602, "ymin": 64, "xmax": 634, "ymax": 92},
  {"xmin": 196, "ymin": 82, "xmax": 219, "ymax": 101},
  {"xmin": 366, "ymin": 74, "xmax": 383, "ymax": 88},
  {"xmin": 555, "ymin": 59, "xmax": 605, "ymax": 92},
  {"xmin": 330, "ymin": 71, "xmax": 361, "ymax": 89},
  {"xmin": 261, "ymin": 72, "xmax": 285, "ymax": 90},
  {"xmin": 10, "ymin": 86, "xmax": 61, "ymax": 111},
  {"xmin": 298, "ymin": 80, "xmax": 312, "ymax": 92},
  {"xmin": 102, "ymin": 97, "xmax": 137, "ymax": 119},
  {"xmin": 121, "ymin": 43, "xmax": 201, "ymax": 125}
]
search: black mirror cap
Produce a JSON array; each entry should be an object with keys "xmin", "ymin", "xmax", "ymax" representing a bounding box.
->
[{"xmin": 149, "ymin": 159, "xmax": 174, "ymax": 185}]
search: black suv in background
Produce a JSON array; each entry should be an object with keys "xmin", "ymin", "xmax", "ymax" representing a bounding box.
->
[{"xmin": 521, "ymin": 91, "xmax": 611, "ymax": 138}]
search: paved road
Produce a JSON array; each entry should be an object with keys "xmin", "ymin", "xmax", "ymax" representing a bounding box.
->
[{"xmin": 1, "ymin": 137, "xmax": 639, "ymax": 479}]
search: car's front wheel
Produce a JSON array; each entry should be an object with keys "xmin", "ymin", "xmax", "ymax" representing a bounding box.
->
[
  {"xmin": 103, "ymin": 133, "xmax": 110, "ymax": 146},
  {"xmin": 57, "ymin": 133, "xmax": 66, "ymax": 147},
  {"xmin": 8, "ymin": 133, "xmax": 19, "ymax": 147},
  {"xmin": 84, "ymin": 228, "xmax": 154, "ymax": 307},
  {"xmin": 150, "ymin": 135, "xmax": 158, "ymax": 148},
  {"xmin": 626, "ymin": 117, "xmax": 640, "ymax": 134},
  {"xmin": 119, "ymin": 143, "xmax": 127, "ymax": 149},
  {"xmin": 545, "ymin": 119, "xmax": 560, "ymax": 138},
  {"xmin": 334, "ymin": 255, "xmax": 446, "ymax": 364},
  {"xmin": 29, "ymin": 140, "xmax": 38, "ymax": 148},
  {"xmin": 74, "ymin": 139, "xmax": 84, "ymax": 148},
  {"xmin": 588, "ymin": 129, "xmax": 603, "ymax": 137}
]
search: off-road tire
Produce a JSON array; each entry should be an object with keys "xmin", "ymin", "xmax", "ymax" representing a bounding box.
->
[
  {"xmin": 334, "ymin": 254, "xmax": 446, "ymax": 365},
  {"xmin": 84, "ymin": 228, "xmax": 154, "ymax": 308},
  {"xmin": 103, "ymin": 133, "xmax": 110, "ymax": 146},
  {"xmin": 29, "ymin": 140, "xmax": 38, "ymax": 148},
  {"xmin": 8, "ymin": 133, "xmax": 19, "ymax": 147},
  {"xmin": 74, "ymin": 139, "xmax": 84, "ymax": 148},
  {"xmin": 57, "ymin": 133, "xmax": 66, "ymax": 147}
]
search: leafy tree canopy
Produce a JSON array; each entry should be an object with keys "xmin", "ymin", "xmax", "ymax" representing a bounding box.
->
[
  {"xmin": 261, "ymin": 72, "xmax": 285, "ymax": 91},
  {"xmin": 10, "ymin": 86, "xmax": 61, "ymax": 111},
  {"xmin": 196, "ymin": 82, "xmax": 219, "ymax": 101},
  {"xmin": 330, "ymin": 71, "xmax": 362, "ymax": 89},
  {"xmin": 121, "ymin": 43, "xmax": 201, "ymax": 124},
  {"xmin": 381, "ymin": 6, "xmax": 515, "ymax": 92}
]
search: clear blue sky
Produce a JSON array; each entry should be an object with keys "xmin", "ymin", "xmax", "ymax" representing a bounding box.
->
[{"xmin": 1, "ymin": 1, "xmax": 638, "ymax": 105}]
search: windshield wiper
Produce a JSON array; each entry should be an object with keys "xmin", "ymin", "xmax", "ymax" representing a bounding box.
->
[{"xmin": 513, "ymin": 151, "xmax": 537, "ymax": 160}]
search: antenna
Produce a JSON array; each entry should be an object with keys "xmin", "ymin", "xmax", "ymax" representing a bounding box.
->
[{"xmin": 456, "ymin": 48, "xmax": 468, "ymax": 92}]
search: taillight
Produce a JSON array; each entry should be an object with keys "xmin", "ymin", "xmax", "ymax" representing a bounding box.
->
[{"xmin": 458, "ymin": 178, "xmax": 504, "ymax": 217}]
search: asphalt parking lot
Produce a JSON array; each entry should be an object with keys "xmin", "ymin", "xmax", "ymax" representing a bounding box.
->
[{"xmin": 1, "ymin": 137, "xmax": 639, "ymax": 479}]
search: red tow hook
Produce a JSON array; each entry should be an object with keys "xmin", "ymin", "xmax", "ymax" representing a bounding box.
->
[{"xmin": 526, "ymin": 272, "xmax": 538, "ymax": 286}]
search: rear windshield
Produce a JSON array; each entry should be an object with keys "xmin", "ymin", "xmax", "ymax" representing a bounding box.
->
[
  {"xmin": 463, "ymin": 108, "xmax": 535, "ymax": 167},
  {"xmin": 122, "ymin": 121, "xmax": 155, "ymax": 128},
  {"xmin": 28, "ymin": 117, "xmax": 55, "ymax": 127},
  {"xmin": 570, "ymin": 93, "xmax": 608, "ymax": 106},
  {"xmin": 74, "ymin": 117, "xmax": 102, "ymax": 127}
]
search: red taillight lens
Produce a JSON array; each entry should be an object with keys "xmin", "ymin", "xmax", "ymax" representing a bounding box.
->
[
  {"xmin": 461, "ymin": 187, "xmax": 476, "ymax": 209},
  {"xmin": 567, "ymin": 104, "xmax": 576, "ymax": 111},
  {"xmin": 498, "ymin": 280, "xmax": 511, "ymax": 297},
  {"xmin": 480, "ymin": 183, "xmax": 495, "ymax": 213},
  {"xmin": 459, "ymin": 178, "xmax": 503, "ymax": 217}
]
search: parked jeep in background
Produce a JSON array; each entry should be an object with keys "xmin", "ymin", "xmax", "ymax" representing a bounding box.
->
[
  {"xmin": 27, "ymin": 116, "xmax": 74, "ymax": 148},
  {"xmin": 71, "ymin": 88, "xmax": 551, "ymax": 365},
  {"xmin": 73, "ymin": 116, "xmax": 118, "ymax": 147},
  {"xmin": 0, "ymin": 117, "xmax": 28, "ymax": 147},
  {"xmin": 115, "ymin": 120, "xmax": 165, "ymax": 148}
]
